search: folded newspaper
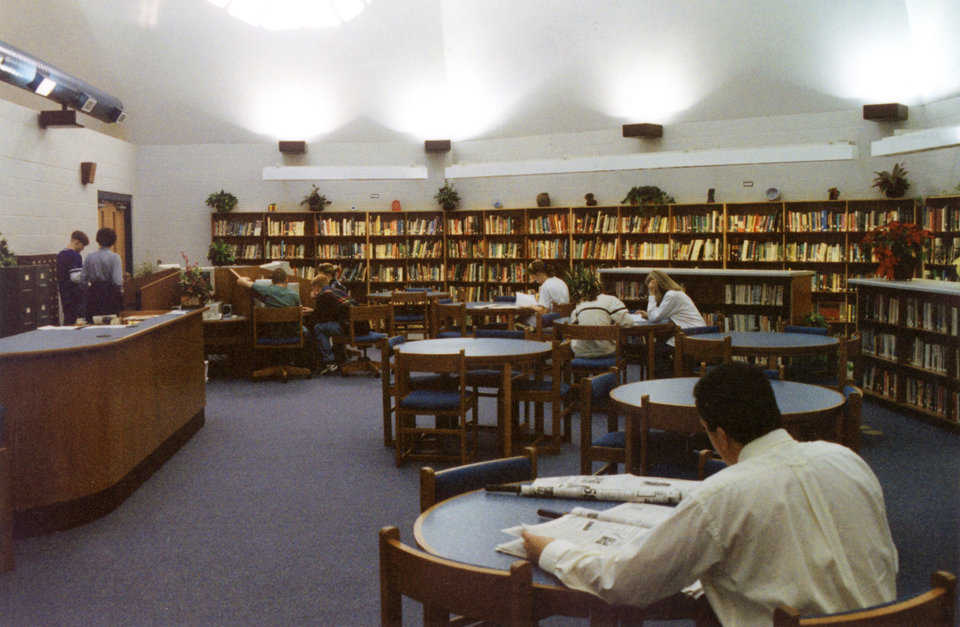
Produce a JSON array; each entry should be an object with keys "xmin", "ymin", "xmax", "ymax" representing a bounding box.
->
[
  {"xmin": 488, "ymin": 474, "xmax": 702, "ymax": 505},
  {"xmin": 496, "ymin": 500, "xmax": 705, "ymax": 599}
]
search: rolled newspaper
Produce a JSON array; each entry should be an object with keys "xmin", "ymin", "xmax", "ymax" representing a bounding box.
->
[{"xmin": 487, "ymin": 483, "xmax": 682, "ymax": 505}]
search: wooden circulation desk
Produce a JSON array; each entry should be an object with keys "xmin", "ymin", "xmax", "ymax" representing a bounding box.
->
[{"xmin": 0, "ymin": 310, "xmax": 206, "ymax": 536}]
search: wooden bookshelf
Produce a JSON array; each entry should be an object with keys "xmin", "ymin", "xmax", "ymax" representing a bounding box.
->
[{"xmin": 850, "ymin": 278, "xmax": 960, "ymax": 430}]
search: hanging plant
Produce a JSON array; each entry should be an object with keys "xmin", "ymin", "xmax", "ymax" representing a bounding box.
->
[
  {"xmin": 871, "ymin": 163, "xmax": 910, "ymax": 199},
  {"xmin": 206, "ymin": 189, "xmax": 238, "ymax": 213},
  {"xmin": 301, "ymin": 185, "xmax": 331, "ymax": 212},
  {"xmin": 434, "ymin": 180, "xmax": 460, "ymax": 211},
  {"xmin": 621, "ymin": 185, "xmax": 675, "ymax": 206},
  {"xmin": 208, "ymin": 239, "xmax": 236, "ymax": 266},
  {"xmin": 0, "ymin": 232, "xmax": 16, "ymax": 267}
]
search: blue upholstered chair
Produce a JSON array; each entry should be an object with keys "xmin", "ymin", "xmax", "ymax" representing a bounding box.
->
[
  {"xmin": 430, "ymin": 302, "xmax": 467, "ymax": 338},
  {"xmin": 840, "ymin": 384, "xmax": 863, "ymax": 452},
  {"xmin": 336, "ymin": 303, "xmax": 393, "ymax": 377},
  {"xmin": 511, "ymin": 340, "xmax": 578, "ymax": 448},
  {"xmin": 419, "ymin": 447, "xmax": 537, "ymax": 512},
  {"xmin": 395, "ymin": 349, "xmax": 478, "ymax": 466},
  {"xmin": 673, "ymin": 329, "xmax": 731, "ymax": 377},
  {"xmin": 0, "ymin": 404, "xmax": 13, "ymax": 571},
  {"xmin": 389, "ymin": 291, "xmax": 431, "ymax": 339},
  {"xmin": 250, "ymin": 305, "xmax": 312, "ymax": 381},
  {"xmin": 554, "ymin": 322, "xmax": 625, "ymax": 384},
  {"xmin": 578, "ymin": 369, "xmax": 630, "ymax": 474}
]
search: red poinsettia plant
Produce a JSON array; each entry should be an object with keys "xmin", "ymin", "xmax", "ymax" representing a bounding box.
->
[{"xmin": 859, "ymin": 221, "xmax": 932, "ymax": 280}]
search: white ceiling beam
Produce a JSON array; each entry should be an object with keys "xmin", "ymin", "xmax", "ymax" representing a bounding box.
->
[
  {"xmin": 262, "ymin": 165, "xmax": 428, "ymax": 181},
  {"xmin": 870, "ymin": 125, "xmax": 960, "ymax": 157}
]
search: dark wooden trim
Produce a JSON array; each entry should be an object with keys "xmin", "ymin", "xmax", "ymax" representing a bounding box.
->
[
  {"xmin": 278, "ymin": 140, "xmax": 306, "ymax": 154},
  {"xmin": 862, "ymin": 103, "xmax": 908, "ymax": 121},
  {"xmin": 622, "ymin": 123, "xmax": 663, "ymax": 138},
  {"xmin": 424, "ymin": 139, "xmax": 452, "ymax": 152},
  {"xmin": 14, "ymin": 410, "xmax": 204, "ymax": 537}
]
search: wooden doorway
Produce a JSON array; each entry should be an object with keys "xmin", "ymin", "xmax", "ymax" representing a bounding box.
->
[{"xmin": 97, "ymin": 192, "xmax": 133, "ymax": 274}]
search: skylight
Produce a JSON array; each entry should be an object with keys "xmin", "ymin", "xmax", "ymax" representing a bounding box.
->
[{"xmin": 207, "ymin": 0, "xmax": 370, "ymax": 30}]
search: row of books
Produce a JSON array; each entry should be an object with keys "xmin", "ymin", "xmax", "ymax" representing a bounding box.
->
[
  {"xmin": 862, "ymin": 331, "xmax": 898, "ymax": 360},
  {"xmin": 484, "ymin": 215, "xmax": 523, "ymax": 235},
  {"xmin": 672, "ymin": 238, "xmax": 720, "ymax": 261},
  {"xmin": 447, "ymin": 216, "xmax": 482, "ymax": 235},
  {"xmin": 722, "ymin": 314, "xmax": 779, "ymax": 332},
  {"xmin": 863, "ymin": 364, "xmax": 898, "ymax": 399},
  {"xmin": 370, "ymin": 216, "xmax": 403, "ymax": 236},
  {"xmin": 446, "ymin": 263, "xmax": 482, "ymax": 282},
  {"xmin": 407, "ymin": 217, "xmax": 442, "ymax": 235},
  {"xmin": 213, "ymin": 219, "xmax": 262, "ymax": 236},
  {"xmin": 487, "ymin": 242, "xmax": 522, "ymax": 258},
  {"xmin": 848, "ymin": 209, "xmax": 904, "ymax": 232},
  {"xmin": 902, "ymin": 299, "xmax": 959, "ymax": 334},
  {"xmin": 529, "ymin": 240, "xmax": 569, "ymax": 258},
  {"xmin": 485, "ymin": 264, "xmax": 525, "ymax": 282},
  {"xmin": 727, "ymin": 213, "xmax": 780, "ymax": 233},
  {"xmin": 574, "ymin": 212, "xmax": 618, "ymax": 234},
  {"xmin": 784, "ymin": 242, "xmax": 843, "ymax": 262},
  {"xmin": 925, "ymin": 237, "xmax": 960, "ymax": 264},
  {"xmin": 812, "ymin": 272, "xmax": 845, "ymax": 292},
  {"xmin": 904, "ymin": 378, "xmax": 951, "ymax": 418},
  {"xmin": 226, "ymin": 243, "xmax": 263, "ymax": 259},
  {"xmin": 622, "ymin": 215, "xmax": 670, "ymax": 234},
  {"xmin": 318, "ymin": 217, "xmax": 366, "ymax": 236},
  {"xmin": 785, "ymin": 210, "xmax": 846, "ymax": 232},
  {"xmin": 724, "ymin": 283, "xmax": 784, "ymax": 306},
  {"xmin": 407, "ymin": 263, "xmax": 443, "ymax": 282},
  {"xmin": 409, "ymin": 239, "xmax": 444, "ymax": 258},
  {"xmin": 372, "ymin": 243, "xmax": 407, "ymax": 259},
  {"xmin": 921, "ymin": 206, "xmax": 960, "ymax": 232},
  {"xmin": 266, "ymin": 243, "xmax": 306, "ymax": 259},
  {"xmin": 622, "ymin": 242, "xmax": 670, "ymax": 260},
  {"xmin": 447, "ymin": 240, "xmax": 484, "ymax": 258},
  {"xmin": 862, "ymin": 294, "xmax": 900, "ymax": 324},
  {"xmin": 266, "ymin": 220, "xmax": 307, "ymax": 236},
  {"xmin": 671, "ymin": 211, "xmax": 721, "ymax": 233},
  {"xmin": 729, "ymin": 240, "xmax": 783, "ymax": 262},
  {"xmin": 528, "ymin": 213, "xmax": 569, "ymax": 234},
  {"xmin": 908, "ymin": 339, "xmax": 950, "ymax": 374},
  {"xmin": 317, "ymin": 243, "xmax": 365, "ymax": 258},
  {"xmin": 573, "ymin": 240, "xmax": 618, "ymax": 259}
]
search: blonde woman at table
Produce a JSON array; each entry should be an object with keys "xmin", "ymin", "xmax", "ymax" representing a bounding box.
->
[
  {"xmin": 635, "ymin": 269, "xmax": 705, "ymax": 329},
  {"xmin": 523, "ymin": 362, "xmax": 897, "ymax": 626},
  {"xmin": 570, "ymin": 275, "xmax": 633, "ymax": 357}
]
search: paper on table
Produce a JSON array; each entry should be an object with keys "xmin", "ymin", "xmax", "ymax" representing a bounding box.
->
[
  {"xmin": 514, "ymin": 292, "xmax": 538, "ymax": 307},
  {"xmin": 628, "ymin": 313, "xmax": 646, "ymax": 323},
  {"xmin": 38, "ymin": 326, "xmax": 79, "ymax": 330}
]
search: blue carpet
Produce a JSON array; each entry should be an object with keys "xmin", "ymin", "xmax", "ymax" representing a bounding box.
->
[{"xmin": 0, "ymin": 369, "xmax": 957, "ymax": 625}]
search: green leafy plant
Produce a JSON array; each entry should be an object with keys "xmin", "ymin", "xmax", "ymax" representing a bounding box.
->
[
  {"xmin": 206, "ymin": 189, "xmax": 238, "ymax": 213},
  {"xmin": 621, "ymin": 185, "xmax": 675, "ymax": 206},
  {"xmin": 300, "ymin": 185, "xmax": 331, "ymax": 212},
  {"xmin": 0, "ymin": 232, "xmax": 15, "ymax": 267},
  {"xmin": 178, "ymin": 252, "xmax": 212, "ymax": 304},
  {"xmin": 802, "ymin": 311, "xmax": 828, "ymax": 328},
  {"xmin": 207, "ymin": 239, "xmax": 236, "ymax": 266},
  {"xmin": 133, "ymin": 260, "xmax": 158, "ymax": 279},
  {"xmin": 564, "ymin": 264, "xmax": 602, "ymax": 303},
  {"xmin": 434, "ymin": 180, "xmax": 460, "ymax": 211},
  {"xmin": 871, "ymin": 162, "xmax": 910, "ymax": 198}
]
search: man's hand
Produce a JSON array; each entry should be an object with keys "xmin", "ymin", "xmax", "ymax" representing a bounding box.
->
[
  {"xmin": 521, "ymin": 530, "xmax": 555, "ymax": 563},
  {"xmin": 531, "ymin": 305, "xmax": 547, "ymax": 313},
  {"xmin": 633, "ymin": 309, "xmax": 648, "ymax": 318},
  {"xmin": 237, "ymin": 276, "xmax": 253, "ymax": 289}
]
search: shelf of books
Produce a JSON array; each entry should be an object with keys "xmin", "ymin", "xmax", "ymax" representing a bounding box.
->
[
  {"xmin": 921, "ymin": 195, "xmax": 960, "ymax": 281},
  {"xmin": 572, "ymin": 206, "xmax": 619, "ymax": 269},
  {"xmin": 668, "ymin": 203, "xmax": 723, "ymax": 268},
  {"xmin": 850, "ymin": 277, "xmax": 960, "ymax": 431}
]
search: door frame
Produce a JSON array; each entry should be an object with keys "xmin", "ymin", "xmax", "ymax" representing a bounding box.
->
[{"xmin": 97, "ymin": 191, "xmax": 133, "ymax": 274}]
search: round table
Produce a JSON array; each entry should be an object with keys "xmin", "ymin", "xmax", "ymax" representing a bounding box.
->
[
  {"xmin": 611, "ymin": 377, "xmax": 845, "ymax": 438},
  {"xmin": 396, "ymin": 338, "xmax": 552, "ymax": 455},
  {"xmin": 669, "ymin": 331, "xmax": 838, "ymax": 368},
  {"xmin": 367, "ymin": 290, "xmax": 449, "ymax": 302}
]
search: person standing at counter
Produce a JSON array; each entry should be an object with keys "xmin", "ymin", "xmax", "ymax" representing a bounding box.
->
[
  {"xmin": 636, "ymin": 269, "xmax": 705, "ymax": 328},
  {"xmin": 73, "ymin": 227, "xmax": 123, "ymax": 317},
  {"xmin": 57, "ymin": 230, "xmax": 88, "ymax": 324}
]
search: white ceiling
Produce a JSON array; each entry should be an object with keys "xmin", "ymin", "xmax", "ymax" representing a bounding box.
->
[{"xmin": 2, "ymin": 0, "xmax": 959, "ymax": 146}]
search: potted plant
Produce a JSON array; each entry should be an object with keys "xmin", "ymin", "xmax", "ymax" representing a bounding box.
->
[
  {"xmin": 178, "ymin": 252, "xmax": 213, "ymax": 307},
  {"xmin": 563, "ymin": 264, "xmax": 602, "ymax": 303},
  {"xmin": 621, "ymin": 185, "xmax": 675, "ymax": 206},
  {"xmin": 859, "ymin": 221, "xmax": 932, "ymax": 280},
  {"xmin": 208, "ymin": 239, "xmax": 236, "ymax": 266},
  {"xmin": 434, "ymin": 180, "xmax": 460, "ymax": 211},
  {"xmin": 206, "ymin": 189, "xmax": 238, "ymax": 213},
  {"xmin": 871, "ymin": 162, "xmax": 910, "ymax": 198},
  {"xmin": 301, "ymin": 185, "xmax": 331, "ymax": 212},
  {"xmin": 0, "ymin": 232, "xmax": 16, "ymax": 267}
]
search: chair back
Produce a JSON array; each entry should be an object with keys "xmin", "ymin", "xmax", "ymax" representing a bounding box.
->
[
  {"xmin": 783, "ymin": 324, "xmax": 829, "ymax": 336},
  {"xmin": 430, "ymin": 301, "xmax": 467, "ymax": 338},
  {"xmin": 390, "ymin": 291, "xmax": 431, "ymax": 337},
  {"xmin": 773, "ymin": 570, "xmax": 956, "ymax": 627},
  {"xmin": 252, "ymin": 305, "xmax": 303, "ymax": 349},
  {"xmin": 637, "ymin": 393, "xmax": 704, "ymax": 475},
  {"xmin": 396, "ymin": 350, "xmax": 467, "ymax": 397},
  {"xmin": 346, "ymin": 304, "xmax": 395, "ymax": 343},
  {"xmin": 379, "ymin": 526, "xmax": 535, "ymax": 627},
  {"xmin": 552, "ymin": 302, "xmax": 575, "ymax": 316},
  {"xmin": 554, "ymin": 322, "xmax": 623, "ymax": 377},
  {"xmin": 420, "ymin": 447, "xmax": 537, "ymax": 512},
  {"xmin": 838, "ymin": 333, "xmax": 861, "ymax": 387},
  {"xmin": 673, "ymin": 330, "xmax": 731, "ymax": 377}
]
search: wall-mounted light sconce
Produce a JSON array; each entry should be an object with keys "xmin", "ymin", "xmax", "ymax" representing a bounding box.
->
[
  {"xmin": 863, "ymin": 103, "xmax": 908, "ymax": 122},
  {"xmin": 80, "ymin": 162, "xmax": 96, "ymax": 185},
  {"xmin": 622, "ymin": 123, "xmax": 663, "ymax": 138},
  {"xmin": 39, "ymin": 108, "xmax": 82, "ymax": 129},
  {"xmin": 278, "ymin": 140, "xmax": 306, "ymax": 154},
  {"xmin": 424, "ymin": 139, "xmax": 452, "ymax": 152}
]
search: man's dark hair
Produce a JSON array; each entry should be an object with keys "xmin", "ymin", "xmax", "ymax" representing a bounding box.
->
[
  {"xmin": 71, "ymin": 230, "xmax": 89, "ymax": 246},
  {"xmin": 95, "ymin": 227, "xmax": 116, "ymax": 247},
  {"xmin": 527, "ymin": 259, "xmax": 553, "ymax": 277},
  {"xmin": 270, "ymin": 268, "xmax": 288, "ymax": 284},
  {"xmin": 693, "ymin": 362, "xmax": 782, "ymax": 444}
]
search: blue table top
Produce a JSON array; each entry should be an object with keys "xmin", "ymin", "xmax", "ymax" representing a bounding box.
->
[
  {"xmin": 396, "ymin": 337, "xmax": 551, "ymax": 358},
  {"xmin": 0, "ymin": 311, "xmax": 196, "ymax": 357},
  {"xmin": 667, "ymin": 331, "xmax": 838, "ymax": 350},
  {"xmin": 415, "ymin": 490, "xmax": 621, "ymax": 587},
  {"xmin": 610, "ymin": 377, "xmax": 844, "ymax": 416}
]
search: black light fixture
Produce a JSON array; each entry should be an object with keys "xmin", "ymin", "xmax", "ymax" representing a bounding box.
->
[
  {"xmin": 424, "ymin": 139, "xmax": 452, "ymax": 153},
  {"xmin": 39, "ymin": 106, "xmax": 82, "ymax": 129},
  {"xmin": 622, "ymin": 123, "xmax": 663, "ymax": 138},
  {"xmin": 278, "ymin": 140, "xmax": 306, "ymax": 154},
  {"xmin": 863, "ymin": 103, "xmax": 908, "ymax": 121},
  {"xmin": 0, "ymin": 39, "xmax": 126, "ymax": 124}
]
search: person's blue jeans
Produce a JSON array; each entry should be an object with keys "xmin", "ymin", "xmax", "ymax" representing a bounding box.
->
[{"xmin": 313, "ymin": 321, "xmax": 344, "ymax": 364}]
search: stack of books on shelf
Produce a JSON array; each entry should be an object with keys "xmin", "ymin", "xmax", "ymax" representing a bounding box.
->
[
  {"xmin": 447, "ymin": 215, "xmax": 482, "ymax": 235},
  {"xmin": 407, "ymin": 216, "xmax": 442, "ymax": 235},
  {"xmin": 447, "ymin": 240, "xmax": 483, "ymax": 258},
  {"xmin": 724, "ymin": 283, "xmax": 784, "ymax": 306},
  {"xmin": 576, "ymin": 211, "xmax": 618, "ymax": 234},
  {"xmin": 371, "ymin": 216, "xmax": 403, "ymax": 236},
  {"xmin": 671, "ymin": 211, "xmax": 721, "ymax": 233},
  {"xmin": 528, "ymin": 213, "xmax": 567, "ymax": 234},
  {"xmin": 267, "ymin": 219, "xmax": 306, "ymax": 236},
  {"xmin": 318, "ymin": 216, "xmax": 366, "ymax": 236},
  {"xmin": 213, "ymin": 219, "xmax": 262, "ymax": 236},
  {"xmin": 786, "ymin": 209, "xmax": 845, "ymax": 232},
  {"xmin": 727, "ymin": 213, "xmax": 780, "ymax": 232}
]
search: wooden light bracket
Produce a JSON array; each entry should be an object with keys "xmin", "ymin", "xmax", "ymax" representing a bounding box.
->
[
  {"xmin": 622, "ymin": 123, "xmax": 663, "ymax": 138},
  {"xmin": 80, "ymin": 162, "xmax": 96, "ymax": 185},
  {"xmin": 278, "ymin": 141, "xmax": 307, "ymax": 154},
  {"xmin": 424, "ymin": 139, "xmax": 452, "ymax": 153},
  {"xmin": 863, "ymin": 103, "xmax": 908, "ymax": 122}
]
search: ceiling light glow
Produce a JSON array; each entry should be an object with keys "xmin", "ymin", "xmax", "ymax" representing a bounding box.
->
[{"xmin": 208, "ymin": 0, "xmax": 370, "ymax": 30}]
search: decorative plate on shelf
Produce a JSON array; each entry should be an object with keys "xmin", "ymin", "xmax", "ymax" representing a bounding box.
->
[{"xmin": 765, "ymin": 187, "xmax": 781, "ymax": 201}]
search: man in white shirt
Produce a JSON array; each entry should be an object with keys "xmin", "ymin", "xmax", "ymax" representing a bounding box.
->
[
  {"xmin": 523, "ymin": 362, "xmax": 898, "ymax": 626},
  {"xmin": 524, "ymin": 259, "xmax": 570, "ymax": 326}
]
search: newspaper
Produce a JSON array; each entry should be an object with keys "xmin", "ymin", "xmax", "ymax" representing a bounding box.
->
[{"xmin": 494, "ymin": 474, "xmax": 701, "ymax": 505}]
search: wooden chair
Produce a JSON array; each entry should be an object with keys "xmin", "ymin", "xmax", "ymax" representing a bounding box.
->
[
  {"xmin": 673, "ymin": 330, "xmax": 732, "ymax": 377},
  {"xmin": 839, "ymin": 384, "xmax": 863, "ymax": 452},
  {"xmin": 578, "ymin": 369, "xmax": 630, "ymax": 474},
  {"xmin": 379, "ymin": 526, "xmax": 536, "ymax": 627},
  {"xmin": 395, "ymin": 350, "xmax": 478, "ymax": 466},
  {"xmin": 0, "ymin": 404, "xmax": 13, "ymax": 572},
  {"xmin": 838, "ymin": 333, "xmax": 861, "ymax": 389},
  {"xmin": 419, "ymin": 447, "xmax": 537, "ymax": 512},
  {"xmin": 554, "ymin": 322, "xmax": 625, "ymax": 383},
  {"xmin": 511, "ymin": 339, "xmax": 578, "ymax": 449},
  {"xmin": 336, "ymin": 304, "xmax": 394, "ymax": 377},
  {"xmin": 431, "ymin": 301, "xmax": 468, "ymax": 338},
  {"xmin": 390, "ymin": 290, "xmax": 431, "ymax": 339},
  {"xmin": 251, "ymin": 305, "xmax": 311, "ymax": 381},
  {"xmin": 773, "ymin": 570, "xmax": 956, "ymax": 627},
  {"xmin": 635, "ymin": 393, "xmax": 706, "ymax": 477}
]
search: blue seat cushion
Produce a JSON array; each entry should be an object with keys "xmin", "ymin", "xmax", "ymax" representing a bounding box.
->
[
  {"xmin": 399, "ymin": 389, "xmax": 466, "ymax": 410},
  {"xmin": 591, "ymin": 371, "xmax": 620, "ymax": 400},
  {"xmin": 436, "ymin": 331, "xmax": 464, "ymax": 338},
  {"xmin": 256, "ymin": 336, "xmax": 301, "ymax": 346},
  {"xmin": 573, "ymin": 355, "xmax": 617, "ymax": 371},
  {"xmin": 683, "ymin": 325, "xmax": 720, "ymax": 335},
  {"xmin": 394, "ymin": 314, "xmax": 425, "ymax": 323},
  {"xmin": 474, "ymin": 329, "xmax": 524, "ymax": 339},
  {"xmin": 353, "ymin": 332, "xmax": 387, "ymax": 344},
  {"xmin": 593, "ymin": 430, "xmax": 625, "ymax": 448},
  {"xmin": 514, "ymin": 379, "xmax": 571, "ymax": 396}
]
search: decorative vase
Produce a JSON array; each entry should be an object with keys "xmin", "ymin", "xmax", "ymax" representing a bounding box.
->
[{"xmin": 536, "ymin": 193, "xmax": 550, "ymax": 207}]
